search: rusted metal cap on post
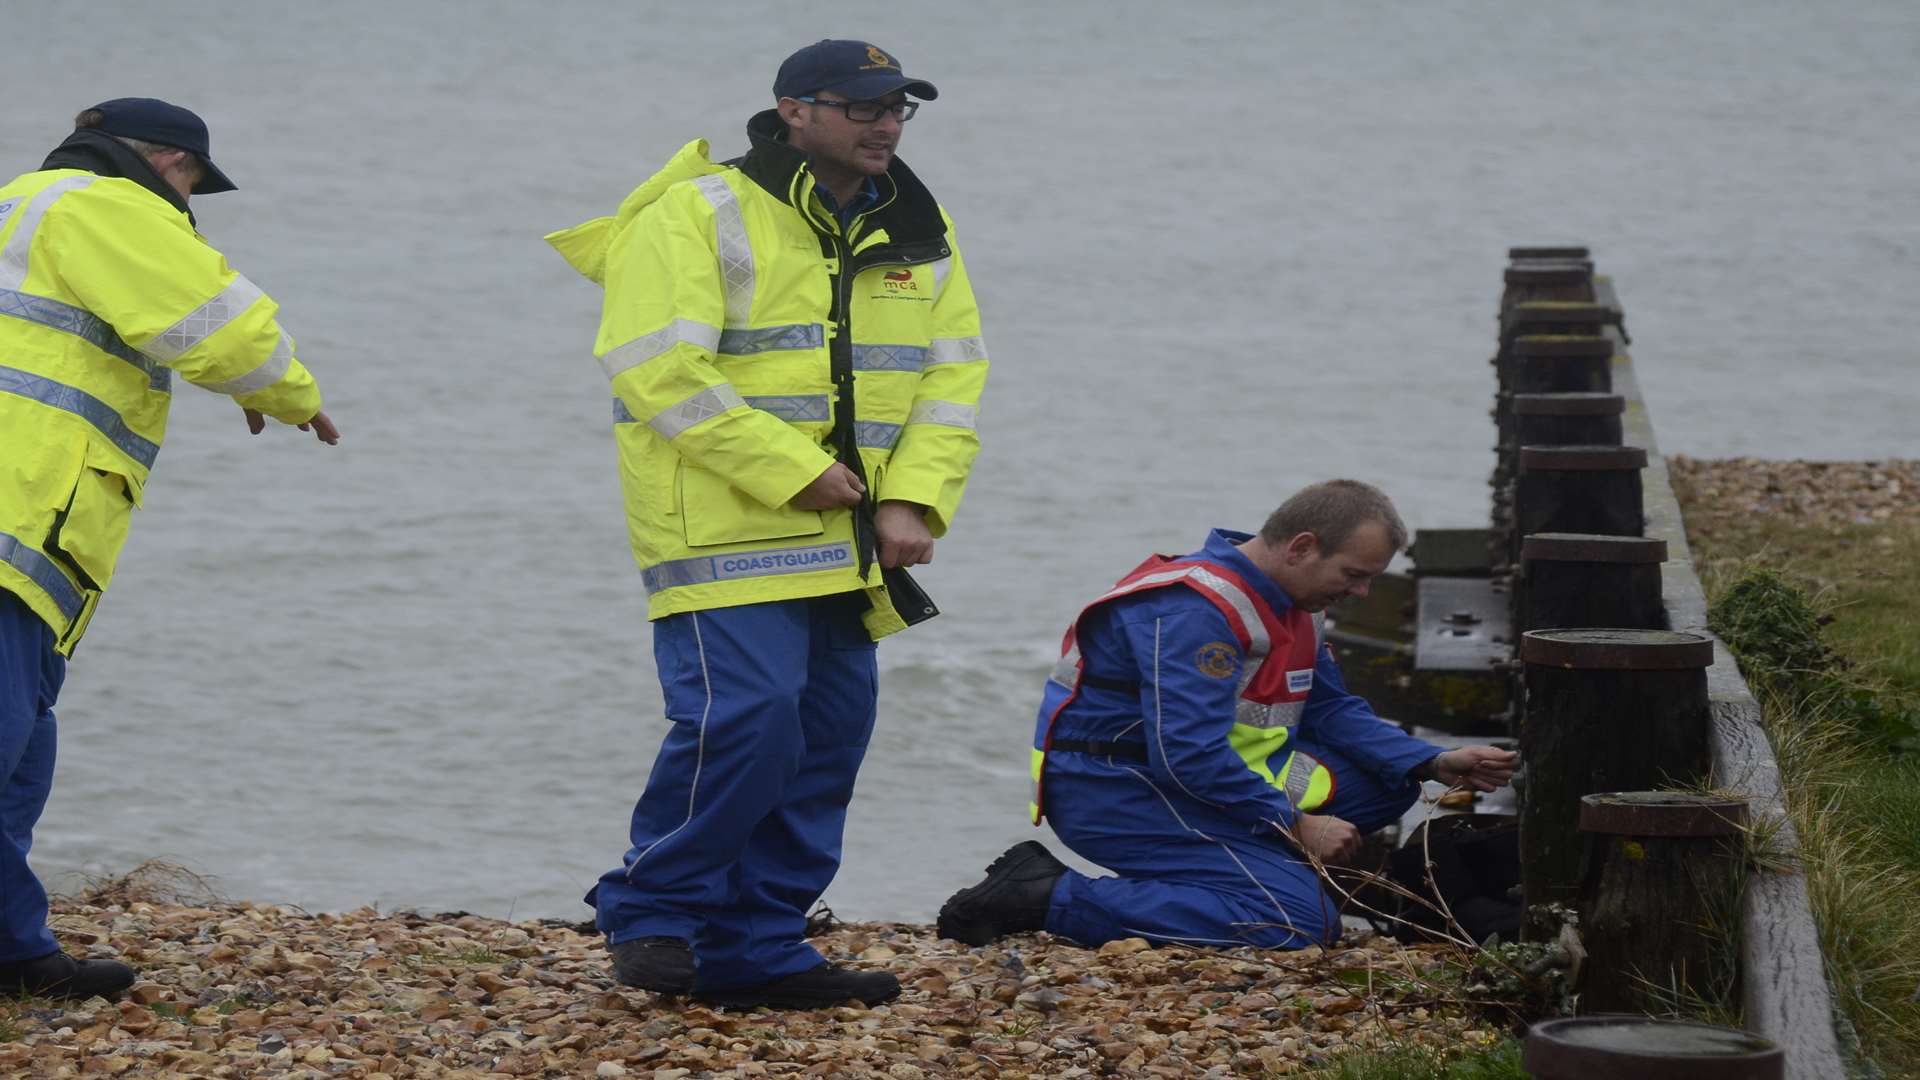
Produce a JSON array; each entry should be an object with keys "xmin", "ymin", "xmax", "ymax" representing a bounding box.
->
[
  {"xmin": 1509, "ymin": 245, "xmax": 1591, "ymax": 261},
  {"xmin": 1509, "ymin": 335, "xmax": 1615, "ymax": 358},
  {"xmin": 1520, "ymin": 628, "xmax": 1715, "ymax": 670},
  {"xmin": 1578, "ymin": 791, "xmax": 1749, "ymax": 836},
  {"xmin": 1518, "ymin": 445, "xmax": 1648, "ymax": 471},
  {"xmin": 1523, "ymin": 1017, "xmax": 1782, "ymax": 1079},
  {"xmin": 1511, "ymin": 392, "xmax": 1626, "ymax": 416},
  {"xmin": 1521, "ymin": 533, "xmax": 1668, "ymax": 563}
]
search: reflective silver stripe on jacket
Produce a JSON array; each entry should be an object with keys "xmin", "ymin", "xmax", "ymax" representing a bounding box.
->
[
  {"xmin": 1312, "ymin": 611, "xmax": 1326, "ymax": 652},
  {"xmin": 1049, "ymin": 644, "xmax": 1083, "ymax": 690},
  {"xmin": 647, "ymin": 383, "xmax": 745, "ymax": 440},
  {"xmin": 856, "ymin": 420, "xmax": 901, "ymax": 450},
  {"xmin": 852, "ymin": 344, "xmax": 927, "ymax": 372},
  {"xmin": 694, "ymin": 175, "xmax": 754, "ymax": 326},
  {"xmin": 0, "ymin": 176, "xmax": 97, "ymax": 289},
  {"xmin": 600, "ymin": 318, "xmax": 722, "ymax": 380},
  {"xmin": 1236, "ymin": 698, "xmax": 1306, "ymax": 730},
  {"xmin": 1184, "ymin": 566, "xmax": 1272, "ymax": 657},
  {"xmin": 744, "ymin": 394, "xmax": 829, "ymax": 423},
  {"xmin": 929, "ymin": 255, "xmax": 952, "ymax": 297},
  {"xmin": 0, "ymin": 364, "xmax": 158, "ymax": 468},
  {"xmin": 612, "ymin": 398, "xmax": 637, "ymax": 424},
  {"xmin": 1281, "ymin": 750, "xmax": 1324, "ymax": 806},
  {"xmin": 718, "ymin": 323, "xmax": 823, "ymax": 356},
  {"xmin": 906, "ymin": 399, "xmax": 977, "ymax": 430},
  {"xmin": 196, "ymin": 331, "xmax": 292, "ymax": 396},
  {"xmin": 927, "ymin": 335, "xmax": 987, "ymax": 368},
  {"xmin": 140, "ymin": 274, "xmax": 264, "ymax": 364},
  {"xmin": 641, "ymin": 540, "xmax": 855, "ymax": 594},
  {"xmin": 0, "ymin": 531, "xmax": 84, "ymax": 621},
  {"xmin": 0, "ymin": 288, "xmax": 170, "ymax": 391}
]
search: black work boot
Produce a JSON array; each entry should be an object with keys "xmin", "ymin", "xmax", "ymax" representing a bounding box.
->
[
  {"xmin": 694, "ymin": 963, "xmax": 901, "ymax": 1009},
  {"xmin": 608, "ymin": 936, "xmax": 694, "ymax": 994},
  {"xmin": 937, "ymin": 840, "xmax": 1068, "ymax": 946},
  {"xmin": 0, "ymin": 950, "xmax": 135, "ymax": 1000}
]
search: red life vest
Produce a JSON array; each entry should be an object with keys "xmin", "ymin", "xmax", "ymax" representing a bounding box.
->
[{"xmin": 1029, "ymin": 553, "xmax": 1325, "ymax": 823}]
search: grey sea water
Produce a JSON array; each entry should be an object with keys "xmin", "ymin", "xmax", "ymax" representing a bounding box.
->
[{"xmin": 5, "ymin": 1, "xmax": 1916, "ymax": 922}]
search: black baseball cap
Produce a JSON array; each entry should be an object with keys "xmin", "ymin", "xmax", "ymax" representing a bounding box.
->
[
  {"xmin": 86, "ymin": 97, "xmax": 237, "ymax": 194},
  {"xmin": 773, "ymin": 40, "xmax": 938, "ymax": 102}
]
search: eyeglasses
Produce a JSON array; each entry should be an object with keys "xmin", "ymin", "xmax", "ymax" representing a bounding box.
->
[{"xmin": 795, "ymin": 96, "xmax": 918, "ymax": 123}]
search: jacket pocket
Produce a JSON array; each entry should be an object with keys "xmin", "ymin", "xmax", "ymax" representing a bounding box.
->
[
  {"xmin": 47, "ymin": 442, "xmax": 140, "ymax": 591},
  {"xmin": 678, "ymin": 462, "xmax": 824, "ymax": 548}
]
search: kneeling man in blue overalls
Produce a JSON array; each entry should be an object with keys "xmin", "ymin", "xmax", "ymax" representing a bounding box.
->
[{"xmin": 939, "ymin": 480, "xmax": 1516, "ymax": 950}]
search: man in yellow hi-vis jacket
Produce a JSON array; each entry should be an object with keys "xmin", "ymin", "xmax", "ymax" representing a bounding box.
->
[
  {"xmin": 0, "ymin": 98, "xmax": 337, "ymax": 999},
  {"xmin": 548, "ymin": 40, "xmax": 987, "ymax": 1008}
]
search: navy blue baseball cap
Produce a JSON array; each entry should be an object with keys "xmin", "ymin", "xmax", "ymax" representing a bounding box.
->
[
  {"xmin": 773, "ymin": 40, "xmax": 938, "ymax": 102},
  {"xmin": 86, "ymin": 97, "xmax": 237, "ymax": 194}
]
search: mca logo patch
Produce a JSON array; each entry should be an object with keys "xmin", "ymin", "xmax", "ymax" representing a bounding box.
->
[
  {"xmin": 1195, "ymin": 642, "xmax": 1238, "ymax": 679},
  {"xmin": 1287, "ymin": 669, "xmax": 1314, "ymax": 693}
]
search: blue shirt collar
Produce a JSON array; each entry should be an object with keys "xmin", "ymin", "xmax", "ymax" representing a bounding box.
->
[
  {"xmin": 814, "ymin": 176, "xmax": 880, "ymax": 228},
  {"xmin": 1198, "ymin": 528, "xmax": 1299, "ymax": 613}
]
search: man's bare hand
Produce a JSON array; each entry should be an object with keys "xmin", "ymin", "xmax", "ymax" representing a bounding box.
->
[
  {"xmin": 1431, "ymin": 746, "xmax": 1518, "ymax": 792},
  {"xmin": 244, "ymin": 407, "xmax": 340, "ymax": 445},
  {"xmin": 790, "ymin": 462, "xmax": 865, "ymax": 510},
  {"xmin": 875, "ymin": 500, "xmax": 933, "ymax": 568},
  {"xmin": 1291, "ymin": 813, "xmax": 1363, "ymax": 865}
]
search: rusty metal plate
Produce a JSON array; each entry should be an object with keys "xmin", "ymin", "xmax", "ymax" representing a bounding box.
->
[
  {"xmin": 1508, "ymin": 335, "xmax": 1616, "ymax": 358},
  {"xmin": 1415, "ymin": 577, "xmax": 1512, "ymax": 672},
  {"xmin": 1578, "ymin": 792, "xmax": 1750, "ymax": 837},
  {"xmin": 1511, "ymin": 392, "xmax": 1626, "ymax": 416},
  {"xmin": 1523, "ymin": 1017, "xmax": 1782, "ymax": 1080},
  {"xmin": 1521, "ymin": 533, "xmax": 1668, "ymax": 564},
  {"xmin": 1519, "ymin": 628, "xmax": 1715, "ymax": 670},
  {"xmin": 1518, "ymin": 444, "xmax": 1648, "ymax": 471}
]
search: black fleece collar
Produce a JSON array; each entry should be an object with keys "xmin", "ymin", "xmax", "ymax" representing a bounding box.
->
[
  {"xmin": 738, "ymin": 109, "xmax": 946, "ymax": 247},
  {"xmin": 41, "ymin": 128, "xmax": 195, "ymax": 226}
]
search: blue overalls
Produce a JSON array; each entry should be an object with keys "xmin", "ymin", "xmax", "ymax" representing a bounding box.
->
[
  {"xmin": 0, "ymin": 588, "xmax": 64, "ymax": 964},
  {"xmin": 1034, "ymin": 530, "xmax": 1439, "ymax": 949}
]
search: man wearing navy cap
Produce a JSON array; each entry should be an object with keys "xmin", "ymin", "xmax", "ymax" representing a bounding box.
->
[
  {"xmin": 0, "ymin": 99, "xmax": 337, "ymax": 999},
  {"xmin": 548, "ymin": 41, "xmax": 988, "ymax": 1008}
]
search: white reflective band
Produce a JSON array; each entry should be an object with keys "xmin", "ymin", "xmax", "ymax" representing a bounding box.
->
[
  {"xmin": 1237, "ymin": 698, "xmax": 1305, "ymax": 731},
  {"xmin": 1049, "ymin": 645, "xmax": 1082, "ymax": 690},
  {"xmin": 1185, "ymin": 566, "xmax": 1272, "ymax": 658},
  {"xmin": 0, "ymin": 530, "xmax": 85, "ymax": 621},
  {"xmin": 856, "ymin": 420, "xmax": 902, "ymax": 450},
  {"xmin": 929, "ymin": 255, "xmax": 952, "ymax": 297},
  {"xmin": 142, "ymin": 275, "xmax": 264, "ymax": 364},
  {"xmin": 927, "ymin": 335, "xmax": 987, "ymax": 367},
  {"xmin": 719, "ymin": 323, "xmax": 823, "ymax": 356},
  {"xmin": 906, "ymin": 399, "xmax": 977, "ymax": 430},
  {"xmin": 0, "ymin": 287, "xmax": 169, "ymax": 390},
  {"xmin": 1282, "ymin": 750, "xmax": 1324, "ymax": 806},
  {"xmin": 852, "ymin": 344, "xmax": 927, "ymax": 371},
  {"xmin": 694, "ymin": 175, "xmax": 754, "ymax": 326},
  {"xmin": 744, "ymin": 394, "xmax": 830, "ymax": 422},
  {"xmin": 196, "ymin": 331, "xmax": 293, "ymax": 396},
  {"xmin": 599, "ymin": 318, "xmax": 721, "ymax": 380},
  {"xmin": 648, "ymin": 383, "xmax": 745, "ymax": 440},
  {"xmin": 1312, "ymin": 611, "xmax": 1326, "ymax": 652},
  {"xmin": 643, "ymin": 540, "xmax": 855, "ymax": 594},
  {"xmin": 0, "ymin": 176, "xmax": 97, "ymax": 289}
]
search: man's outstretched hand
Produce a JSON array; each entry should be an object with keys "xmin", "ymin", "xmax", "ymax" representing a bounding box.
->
[
  {"xmin": 1430, "ymin": 746, "xmax": 1518, "ymax": 792},
  {"xmin": 1290, "ymin": 812, "xmax": 1362, "ymax": 865},
  {"xmin": 245, "ymin": 408, "xmax": 340, "ymax": 445}
]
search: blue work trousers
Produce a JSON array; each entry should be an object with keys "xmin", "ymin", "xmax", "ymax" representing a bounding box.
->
[
  {"xmin": 588, "ymin": 594, "xmax": 878, "ymax": 990},
  {"xmin": 0, "ymin": 589, "xmax": 63, "ymax": 964},
  {"xmin": 1042, "ymin": 736, "xmax": 1420, "ymax": 950}
]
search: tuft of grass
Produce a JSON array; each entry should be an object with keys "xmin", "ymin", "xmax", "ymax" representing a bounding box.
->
[
  {"xmin": 1300, "ymin": 1037, "xmax": 1527, "ymax": 1079},
  {"xmin": 1689, "ymin": 517, "xmax": 1920, "ymax": 1073}
]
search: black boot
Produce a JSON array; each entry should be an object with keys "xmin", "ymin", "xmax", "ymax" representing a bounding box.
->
[
  {"xmin": 609, "ymin": 937, "xmax": 694, "ymax": 994},
  {"xmin": 937, "ymin": 840, "xmax": 1067, "ymax": 946},
  {"xmin": 0, "ymin": 950, "xmax": 135, "ymax": 1000},
  {"xmin": 694, "ymin": 963, "xmax": 901, "ymax": 1009}
]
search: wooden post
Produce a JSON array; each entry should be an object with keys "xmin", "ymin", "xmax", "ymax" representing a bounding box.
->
[
  {"xmin": 1524, "ymin": 1017, "xmax": 1782, "ymax": 1079},
  {"xmin": 1502, "ymin": 262, "xmax": 1595, "ymax": 310},
  {"xmin": 1518, "ymin": 629, "xmax": 1715, "ymax": 915},
  {"xmin": 1576, "ymin": 792, "xmax": 1749, "ymax": 1013},
  {"xmin": 1512, "ymin": 445, "xmax": 1646, "ymax": 565},
  {"xmin": 1499, "ymin": 393, "xmax": 1626, "ymax": 490},
  {"xmin": 1509, "ymin": 245, "xmax": 1592, "ymax": 261},
  {"xmin": 1507, "ymin": 336, "xmax": 1615, "ymax": 395},
  {"xmin": 1518, "ymin": 533, "xmax": 1667, "ymax": 633}
]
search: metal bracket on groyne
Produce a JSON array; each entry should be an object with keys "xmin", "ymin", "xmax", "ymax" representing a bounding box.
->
[{"xmin": 1332, "ymin": 248, "xmax": 1846, "ymax": 1076}]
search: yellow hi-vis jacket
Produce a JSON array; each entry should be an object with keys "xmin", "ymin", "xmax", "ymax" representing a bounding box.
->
[
  {"xmin": 0, "ymin": 168, "xmax": 322, "ymax": 653},
  {"xmin": 547, "ymin": 112, "xmax": 988, "ymax": 640}
]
